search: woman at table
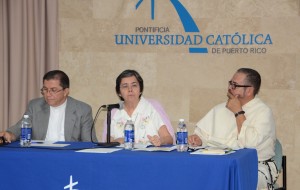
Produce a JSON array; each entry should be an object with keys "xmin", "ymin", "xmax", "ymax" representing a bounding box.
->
[{"xmin": 109, "ymin": 69, "xmax": 174, "ymax": 147}]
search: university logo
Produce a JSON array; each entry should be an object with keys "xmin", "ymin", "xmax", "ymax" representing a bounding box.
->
[
  {"xmin": 135, "ymin": 0, "xmax": 208, "ymax": 53},
  {"xmin": 136, "ymin": 0, "xmax": 198, "ymax": 31},
  {"xmin": 114, "ymin": 1, "xmax": 272, "ymax": 55}
]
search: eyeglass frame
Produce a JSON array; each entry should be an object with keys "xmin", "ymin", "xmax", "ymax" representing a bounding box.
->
[
  {"xmin": 120, "ymin": 82, "xmax": 140, "ymax": 90},
  {"xmin": 40, "ymin": 87, "xmax": 65, "ymax": 95},
  {"xmin": 228, "ymin": 81, "xmax": 252, "ymax": 90}
]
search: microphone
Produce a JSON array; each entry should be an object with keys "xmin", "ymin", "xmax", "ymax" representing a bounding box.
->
[
  {"xmin": 104, "ymin": 103, "xmax": 120, "ymax": 110},
  {"xmin": 91, "ymin": 102, "xmax": 122, "ymax": 148}
]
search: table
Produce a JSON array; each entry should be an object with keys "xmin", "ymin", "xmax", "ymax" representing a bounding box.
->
[{"xmin": 0, "ymin": 142, "xmax": 258, "ymax": 190}]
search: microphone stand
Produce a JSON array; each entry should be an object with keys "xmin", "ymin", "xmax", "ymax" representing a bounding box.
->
[{"xmin": 97, "ymin": 107, "xmax": 120, "ymax": 148}]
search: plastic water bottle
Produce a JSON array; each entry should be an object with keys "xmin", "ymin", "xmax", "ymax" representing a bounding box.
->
[
  {"xmin": 177, "ymin": 119, "xmax": 188, "ymax": 152},
  {"xmin": 20, "ymin": 115, "xmax": 32, "ymax": 147},
  {"xmin": 124, "ymin": 118, "xmax": 135, "ymax": 150}
]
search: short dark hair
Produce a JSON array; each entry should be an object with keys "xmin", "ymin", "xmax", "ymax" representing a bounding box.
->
[
  {"xmin": 43, "ymin": 70, "xmax": 70, "ymax": 89},
  {"xmin": 116, "ymin": 70, "xmax": 144, "ymax": 101},
  {"xmin": 237, "ymin": 68, "xmax": 261, "ymax": 95}
]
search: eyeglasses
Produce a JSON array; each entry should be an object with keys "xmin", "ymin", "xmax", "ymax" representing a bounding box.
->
[
  {"xmin": 187, "ymin": 147, "xmax": 200, "ymax": 152},
  {"xmin": 228, "ymin": 81, "xmax": 252, "ymax": 90},
  {"xmin": 40, "ymin": 88, "xmax": 64, "ymax": 95},
  {"xmin": 120, "ymin": 83, "xmax": 139, "ymax": 90}
]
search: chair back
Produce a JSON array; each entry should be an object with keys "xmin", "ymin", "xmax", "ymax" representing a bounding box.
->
[
  {"xmin": 273, "ymin": 139, "xmax": 283, "ymax": 172},
  {"xmin": 273, "ymin": 139, "xmax": 287, "ymax": 190}
]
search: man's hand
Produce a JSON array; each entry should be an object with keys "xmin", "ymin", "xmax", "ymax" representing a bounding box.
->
[
  {"xmin": 226, "ymin": 90, "xmax": 246, "ymax": 133},
  {"xmin": 226, "ymin": 91, "xmax": 242, "ymax": 113},
  {"xmin": 0, "ymin": 131, "xmax": 16, "ymax": 143},
  {"xmin": 188, "ymin": 134, "xmax": 202, "ymax": 147}
]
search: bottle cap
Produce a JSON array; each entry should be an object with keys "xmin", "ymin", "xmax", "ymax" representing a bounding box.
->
[
  {"xmin": 179, "ymin": 119, "xmax": 184, "ymax": 122},
  {"xmin": 24, "ymin": 115, "xmax": 29, "ymax": 118}
]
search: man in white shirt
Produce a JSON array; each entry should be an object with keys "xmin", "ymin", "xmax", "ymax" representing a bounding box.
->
[
  {"xmin": 0, "ymin": 70, "xmax": 96, "ymax": 142},
  {"xmin": 188, "ymin": 68, "xmax": 278, "ymax": 190}
]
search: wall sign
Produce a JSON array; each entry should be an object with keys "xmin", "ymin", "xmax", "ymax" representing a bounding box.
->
[{"xmin": 114, "ymin": 0, "xmax": 272, "ymax": 54}]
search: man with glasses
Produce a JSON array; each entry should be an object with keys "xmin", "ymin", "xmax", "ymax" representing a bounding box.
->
[
  {"xmin": 0, "ymin": 70, "xmax": 96, "ymax": 143},
  {"xmin": 188, "ymin": 68, "xmax": 278, "ymax": 190}
]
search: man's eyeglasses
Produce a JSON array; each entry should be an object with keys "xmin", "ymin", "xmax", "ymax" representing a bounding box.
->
[
  {"xmin": 40, "ymin": 88, "xmax": 64, "ymax": 95},
  {"xmin": 228, "ymin": 81, "xmax": 252, "ymax": 90}
]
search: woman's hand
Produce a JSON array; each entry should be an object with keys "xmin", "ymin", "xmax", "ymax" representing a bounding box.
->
[
  {"xmin": 147, "ymin": 135, "xmax": 161, "ymax": 147},
  {"xmin": 111, "ymin": 137, "xmax": 124, "ymax": 144}
]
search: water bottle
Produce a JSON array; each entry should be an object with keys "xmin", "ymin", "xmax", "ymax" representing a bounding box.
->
[
  {"xmin": 20, "ymin": 115, "xmax": 32, "ymax": 147},
  {"xmin": 124, "ymin": 118, "xmax": 135, "ymax": 150},
  {"xmin": 176, "ymin": 119, "xmax": 188, "ymax": 152}
]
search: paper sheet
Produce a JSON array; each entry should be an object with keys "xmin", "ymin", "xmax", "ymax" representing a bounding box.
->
[
  {"xmin": 30, "ymin": 140, "xmax": 70, "ymax": 147},
  {"xmin": 190, "ymin": 147, "xmax": 235, "ymax": 155},
  {"xmin": 133, "ymin": 145, "xmax": 177, "ymax": 152},
  {"xmin": 76, "ymin": 148, "xmax": 122, "ymax": 154}
]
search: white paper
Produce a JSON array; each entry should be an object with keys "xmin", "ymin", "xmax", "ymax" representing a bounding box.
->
[
  {"xmin": 133, "ymin": 145, "xmax": 177, "ymax": 152},
  {"xmin": 76, "ymin": 148, "xmax": 122, "ymax": 153},
  {"xmin": 191, "ymin": 147, "xmax": 235, "ymax": 155},
  {"xmin": 30, "ymin": 140, "xmax": 69, "ymax": 147},
  {"xmin": 117, "ymin": 143, "xmax": 151, "ymax": 149},
  {"xmin": 133, "ymin": 143, "xmax": 150, "ymax": 149}
]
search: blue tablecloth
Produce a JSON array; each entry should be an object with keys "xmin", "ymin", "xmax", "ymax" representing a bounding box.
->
[{"xmin": 0, "ymin": 142, "xmax": 258, "ymax": 190}]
